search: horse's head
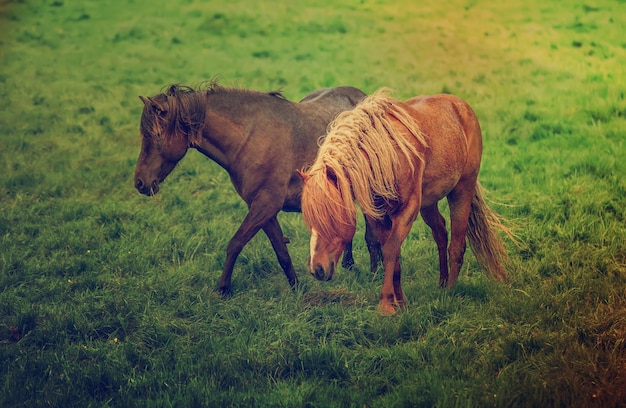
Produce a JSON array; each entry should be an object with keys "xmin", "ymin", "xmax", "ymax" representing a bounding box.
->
[
  {"xmin": 134, "ymin": 93, "xmax": 188, "ymax": 196},
  {"xmin": 299, "ymin": 168, "xmax": 357, "ymax": 281}
]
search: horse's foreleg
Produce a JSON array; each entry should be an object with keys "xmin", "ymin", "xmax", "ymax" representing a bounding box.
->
[
  {"xmin": 341, "ymin": 241, "xmax": 355, "ymax": 270},
  {"xmin": 446, "ymin": 183, "xmax": 475, "ymax": 288},
  {"xmin": 378, "ymin": 245, "xmax": 404, "ymax": 316},
  {"xmin": 372, "ymin": 204, "xmax": 420, "ymax": 316},
  {"xmin": 262, "ymin": 216, "xmax": 298, "ymax": 290},
  {"xmin": 217, "ymin": 196, "xmax": 283, "ymax": 295},
  {"xmin": 365, "ymin": 216, "xmax": 394, "ymax": 315},
  {"xmin": 218, "ymin": 219, "xmax": 262, "ymax": 295},
  {"xmin": 421, "ymin": 204, "xmax": 449, "ymax": 287}
]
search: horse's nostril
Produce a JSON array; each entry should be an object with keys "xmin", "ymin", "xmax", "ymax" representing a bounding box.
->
[
  {"xmin": 151, "ymin": 180, "xmax": 158, "ymax": 192},
  {"xmin": 135, "ymin": 178, "xmax": 144, "ymax": 190},
  {"xmin": 314, "ymin": 264, "xmax": 325, "ymax": 281}
]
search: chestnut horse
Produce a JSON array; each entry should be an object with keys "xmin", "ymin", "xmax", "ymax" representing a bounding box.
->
[
  {"xmin": 133, "ymin": 82, "xmax": 381, "ymax": 295},
  {"xmin": 300, "ymin": 90, "xmax": 513, "ymax": 315}
]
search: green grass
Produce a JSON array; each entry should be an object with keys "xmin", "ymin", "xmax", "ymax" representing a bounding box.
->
[{"xmin": 1, "ymin": 0, "xmax": 625, "ymax": 406}]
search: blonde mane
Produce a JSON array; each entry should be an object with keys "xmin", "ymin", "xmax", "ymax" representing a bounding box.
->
[{"xmin": 304, "ymin": 89, "xmax": 427, "ymax": 229}]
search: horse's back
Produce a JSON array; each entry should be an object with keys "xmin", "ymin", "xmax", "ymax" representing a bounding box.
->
[
  {"xmin": 404, "ymin": 94, "xmax": 482, "ymax": 154},
  {"xmin": 405, "ymin": 94, "xmax": 481, "ymax": 143},
  {"xmin": 403, "ymin": 94, "xmax": 483, "ymax": 205},
  {"xmin": 300, "ymin": 86, "xmax": 366, "ymax": 107}
]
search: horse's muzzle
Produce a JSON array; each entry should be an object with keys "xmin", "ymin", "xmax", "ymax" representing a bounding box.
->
[
  {"xmin": 135, "ymin": 178, "xmax": 159, "ymax": 196},
  {"xmin": 312, "ymin": 262, "xmax": 334, "ymax": 281}
]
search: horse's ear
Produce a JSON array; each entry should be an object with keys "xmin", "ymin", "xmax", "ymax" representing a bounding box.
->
[
  {"xmin": 139, "ymin": 96, "xmax": 167, "ymax": 116},
  {"xmin": 166, "ymin": 85, "xmax": 178, "ymax": 96},
  {"xmin": 297, "ymin": 169, "xmax": 310, "ymax": 182},
  {"xmin": 139, "ymin": 96, "xmax": 157, "ymax": 107}
]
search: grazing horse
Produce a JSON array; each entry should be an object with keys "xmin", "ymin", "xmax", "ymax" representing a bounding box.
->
[
  {"xmin": 133, "ymin": 82, "xmax": 381, "ymax": 295},
  {"xmin": 300, "ymin": 90, "xmax": 513, "ymax": 315}
]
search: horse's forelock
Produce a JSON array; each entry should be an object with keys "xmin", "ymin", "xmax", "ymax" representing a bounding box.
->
[
  {"xmin": 140, "ymin": 98, "xmax": 166, "ymax": 141},
  {"xmin": 302, "ymin": 166, "xmax": 357, "ymax": 244},
  {"xmin": 149, "ymin": 85, "xmax": 207, "ymax": 141}
]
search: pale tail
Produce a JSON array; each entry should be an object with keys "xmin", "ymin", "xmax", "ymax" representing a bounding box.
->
[{"xmin": 466, "ymin": 182, "xmax": 515, "ymax": 281}]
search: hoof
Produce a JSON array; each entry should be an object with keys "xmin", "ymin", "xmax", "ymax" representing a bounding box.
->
[
  {"xmin": 377, "ymin": 297, "xmax": 406, "ymax": 316},
  {"xmin": 288, "ymin": 279, "xmax": 299, "ymax": 292},
  {"xmin": 377, "ymin": 302, "xmax": 398, "ymax": 316},
  {"xmin": 217, "ymin": 286, "xmax": 233, "ymax": 298}
]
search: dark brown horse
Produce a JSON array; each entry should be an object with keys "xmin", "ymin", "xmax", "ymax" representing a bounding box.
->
[
  {"xmin": 300, "ymin": 90, "xmax": 514, "ymax": 315},
  {"xmin": 133, "ymin": 82, "xmax": 380, "ymax": 294}
]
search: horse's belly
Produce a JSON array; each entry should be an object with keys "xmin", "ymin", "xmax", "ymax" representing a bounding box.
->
[
  {"xmin": 420, "ymin": 168, "xmax": 463, "ymax": 207},
  {"xmin": 421, "ymin": 185, "xmax": 453, "ymax": 207},
  {"xmin": 419, "ymin": 137, "xmax": 467, "ymax": 207}
]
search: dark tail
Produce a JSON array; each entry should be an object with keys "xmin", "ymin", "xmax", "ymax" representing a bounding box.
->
[{"xmin": 466, "ymin": 182, "xmax": 516, "ymax": 281}]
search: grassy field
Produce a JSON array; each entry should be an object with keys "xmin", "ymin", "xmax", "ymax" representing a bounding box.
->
[{"xmin": 1, "ymin": 0, "xmax": 625, "ymax": 406}]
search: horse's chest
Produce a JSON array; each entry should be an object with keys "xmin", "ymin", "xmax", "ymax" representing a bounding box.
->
[{"xmin": 282, "ymin": 176, "xmax": 304, "ymax": 212}]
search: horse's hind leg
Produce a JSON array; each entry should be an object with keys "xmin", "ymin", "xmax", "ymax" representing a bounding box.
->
[
  {"xmin": 341, "ymin": 241, "xmax": 355, "ymax": 270},
  {"xmin": 446, "ymin": 181, "xmax": 476, "ymax": 287},
  {"xmin": 421, "ymin": 204, "xmax": 449, "ymax": 287},
  {"xmin": 341, "ymin": 215, "xmax": 381, "ymax": 272},
  {"xmin": 365, "ymin": 217, "xmax": 382, "ymax": 272}
]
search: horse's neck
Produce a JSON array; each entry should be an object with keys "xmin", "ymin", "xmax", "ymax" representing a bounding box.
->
[
  {"xmin": 191, "ymin": 92, "xmax": 268, "ymax": 171},
  {"xmin": 190, "ymin": 91, "xmax": 288, "ymax": 172},
  {"xmin": 189, "ymin": 114, "xmax": 237, "ymax": 171}
]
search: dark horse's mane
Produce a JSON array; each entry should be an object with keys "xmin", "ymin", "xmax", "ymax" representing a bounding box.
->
[{"xmin": 141, "ymin": 81, "xmax": 286, "ymax": 141}]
